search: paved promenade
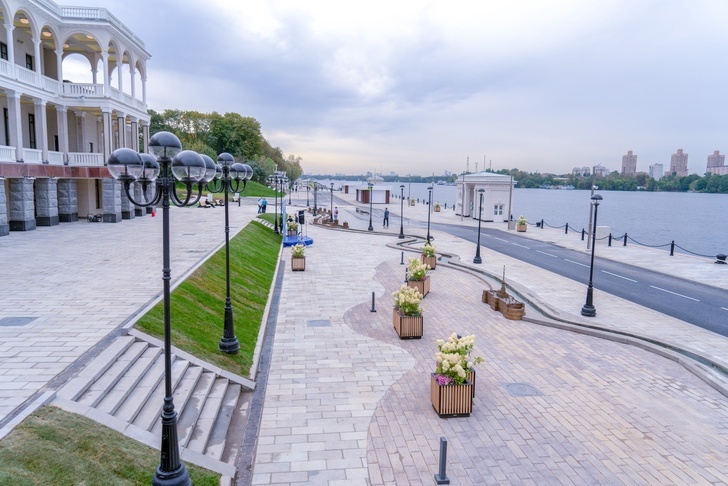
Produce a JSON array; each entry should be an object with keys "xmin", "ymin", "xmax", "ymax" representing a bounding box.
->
[{"xmin": 1, "ymin": 188, "xmax": 728, "ymax": 485}]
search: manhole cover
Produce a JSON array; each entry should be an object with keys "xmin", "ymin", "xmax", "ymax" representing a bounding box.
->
[
  {"xmin": 307, "ymin": 320, "xmax": 331, "ymax": 327},
  {"xmin": 0, "ymin": 317, "xmax": 37, "ymax": 327},
  {"xmin": 503, "ymin": 383, "xmax": 541, "ymax": 397}
]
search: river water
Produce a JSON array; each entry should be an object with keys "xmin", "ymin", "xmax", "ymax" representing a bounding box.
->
[{"xmin": 326, "ymin": 180, "xmax": 728, "ymax": 257}]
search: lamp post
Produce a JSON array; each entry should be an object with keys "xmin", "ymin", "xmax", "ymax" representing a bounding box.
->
[
  {"xmin": 268, "ymin": 175, "xmax": 280, "ymax": 234},
  {"xmin": 288, "ymin": 181, "xmax": 292, "ymax": 204},
  {"xmin": 107, "ymin": 132, "xmax": 216, "ymax": 486},
  {"xmin": 473, "ymin": 188, "xmax": 484, "ymax": 264},
  {"xmin": 398, "ymin": 184, "xmax": 405, "ymax": 239},
  {"xmin": 204, "ymin": 154, "xmax": 252, "ymax": 354},
  {"xmin": 330, "ymin": 182, "xmax": 334, "ymax": 218},
  {"xmin": 306, "ymin": 181, "xmax": 310, "ymax": 206},
  {"xmin": 312, "ymin": 181, "xmax": 318, "ymax": 215},
  {"xmin": 581, "ymin": 194, "xmax": 603, "ymax": 317},
  {"xmin": 367, "ymin": 182, "xmax": 373, "ymax": 231},
  {"xmin": 426, "ymin": 185, "xmax": 433, "ymax": 244}
]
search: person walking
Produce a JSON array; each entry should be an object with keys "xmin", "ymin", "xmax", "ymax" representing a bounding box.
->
[
  {"xmin": 333, "ymin": 207, "xmax": 338, "ymax": 222},
  {"xmin": 383, "ymin": 207, "xmax": 389, "ymax": 228},
  {"xmin": 261, "ymin": 197, "xmax": 267, "ymax": 213}
]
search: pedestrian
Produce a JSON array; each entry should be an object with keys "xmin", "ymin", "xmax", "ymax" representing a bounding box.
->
[
  {"xmin": 334, "ymin": 206, "xmax": 338, "ymax": 221},
  {"xmin": 383, "ymin": 207, "xmax": 389, "ymax": 228},
  {"xmin": 257, "ymin": 198, "xmax": 263, "ymax": 214},
  {"xmin": 261, "ymin": 197, "xmax": 267, "ymax": 213}
]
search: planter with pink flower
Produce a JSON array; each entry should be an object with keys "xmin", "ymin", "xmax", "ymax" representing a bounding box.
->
[{"xmin": 431, "ymin": 333, "xmax": 484, "ymax": 417}]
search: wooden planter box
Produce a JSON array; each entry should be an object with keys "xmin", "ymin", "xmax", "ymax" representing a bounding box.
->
[
  {"xmin": 407, "ymin": 276, "xmax": 430, "ymax": 297},
  {"xmin": 431, "ymin": 374, "xmax": 473, "ymax": 417},
  {"xmin": 342, "ymin": 222, "xmax": 349, "ymax": 229},
  {"xmin": 499, "ymin": 296, "xmax": 525, "ymax": 320},
  {"xmin": 434, "ymin": 206, "xmax": 441, "ymax": 212},
  {"xmin": 410, "ymin": 200, "xmax": 415, "ymax": 206},
  {"xmin": 517, "ymin": 223, "xmax": 527, "ymax": 232},
  {"xmin": 287, "ymin": 230, "xmax": 297, "ymax": 236},
  {"xmin": 421, "ymin": 254, "xmax": 437, "ymax": 270},
  {"xmin": 483, "ymin": 290, "xmax": 500, "ymax": 310},
  {"xmin": 392, "ymin": 311, "xmax": 423, "ymax": 339},
  {"xmin": 291, "ymin": 256, "xmax": 306, "ymax": 271}
]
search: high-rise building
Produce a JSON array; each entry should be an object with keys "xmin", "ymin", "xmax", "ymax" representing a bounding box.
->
[
  {"xmin": 670, "ymin": 149, "xmax": 689, "ymax": 177},
  {"xmin": 649, "ymin": 163, "xmax": 664, "ymax": 181},
  {"xmin": 706, "ymin": 150, "xmax": 727, "ymax": 175},
  {"xmin": 571, "ymin": 167, "xmax": 590, "ymax": 177},
  {"xmin": 621, "ymin": 150, "xmax": 637, "ymax": 175},
  {"xmin": 592, "ymin": 164, "xmax": 609, "ymax": 177}
]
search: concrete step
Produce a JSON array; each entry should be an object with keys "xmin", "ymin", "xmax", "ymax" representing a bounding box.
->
[
  {"xmin": 56, "ymin": 335, "xmax": 136, "ymax": 401},
  {"xmin": 176, "ymin": 371, "xmax": 217, "ymax": 448},
  {"xmin": 76, "ymin": 341, "xmax": 149, "ymax": 408},
  {"xmin": 113, "ymin": 350, "xmax": 166, "ymax": 423},
  {"xmin": 132, "ymin": 357, "xmax": 189, "ymax": 431},
  {"xmin": 149, "ymin": 365, "xmax": 204, "ymax": 437},
  {"xmin": 205, "ymin": 384, "xmax": 242, "ymax": 461},
  {"xmin": 96, "ymin": 346, "xmax": 163, "ymax": 415},
  {"xmin": 186, "ymin": 378, "xmax": 228, "ymax": 455}
]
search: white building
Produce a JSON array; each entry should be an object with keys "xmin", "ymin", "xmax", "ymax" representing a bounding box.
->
[
  {"xmin": 592, "ymin": 164, "xmax": 609, "ymax": 177},
  {"xmin": 649, "ymin": 163, "xmax": 664, "ymax": 181},
  {"xmin": 0, "ymin": 0, "xmax": 151, "ymax": 236},
  {"xmin": 670, "ymin": 148, "xmax": 688, "ymax": 177},
  {"xmin": 455, "ymin": 172, "xmax": 515, "ymax": 222}
]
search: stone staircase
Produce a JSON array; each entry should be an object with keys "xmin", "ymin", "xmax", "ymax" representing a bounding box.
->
[{"xmin": 51, "ymin": 329, "xmax": 254, "ymax": 479}]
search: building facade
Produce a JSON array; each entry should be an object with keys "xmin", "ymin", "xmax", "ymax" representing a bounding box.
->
[
  {"xmin": 592, "ymin": 164, "xmax": 609, "ymax": 177},
  {"xmin": 571, "ymin": 166, "xmax": 590, "ymax": 177},
  {"xmin": 706, "ymin": 150, "xmax": 727, "ymax": 175},
  {"xmin": 621, "ymin": 150, "xmax": 637, "ymax": 175},
  {"xmin": 456, "ymin": 172, "xmax": 515, "ymax": 222},
  {"xmin": 670, "ymin": 149, "xmax": 688, "ymax": 177},
  {"xmin": 0, "ymin": 0, "xmax": 151, "ymax": 236},
  {"xmin": 648, "ymin": 163, "xmax": 664, "ymax": 181}
]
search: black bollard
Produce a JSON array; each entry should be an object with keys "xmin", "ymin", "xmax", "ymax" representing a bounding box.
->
[
  {"xmin": 370, "ymin": 292, "xmax": 376, "ymax": 312},
  {"xmin": 434, "ymin": 437, "xmax": 451, "ymax": 484},
  {"xmin": 670, "ymin": 240, "xmax": 675, "ymax": 256},
  {"xmin": 623, "ymin": 233, "xmax": 627, "ymax": 246},
  {"xmin": 540, "ymin": 219, "xmax": 544, "ymax": 229},
  {"xmin": 565, "ymin": 223, "xmax": 569, "ymax": 234},
  {"xmin": 608, "ymin": 234, "xmax": 612, "ymax": 247},
  {"xmin": 581, "ymin": 229, "xmax": 585, "ymax": 241},
  {"xmin": 401, "ymin": 251, "xmax": 404, "ymax": 265}
]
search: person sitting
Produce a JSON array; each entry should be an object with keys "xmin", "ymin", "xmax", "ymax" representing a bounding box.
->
[{"xmin": 199, "ymin": 199, "xmax": 212, "ymax": 208}]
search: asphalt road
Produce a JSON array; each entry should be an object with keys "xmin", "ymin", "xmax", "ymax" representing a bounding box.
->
[{"xmin": 430, "ymin": 221, "xmax": 728, "ymax": 337}]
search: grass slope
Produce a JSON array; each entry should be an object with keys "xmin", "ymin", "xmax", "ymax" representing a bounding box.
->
[{"xmin": 136, "ymin": 219, "xmax": 281, "ymax": 376}]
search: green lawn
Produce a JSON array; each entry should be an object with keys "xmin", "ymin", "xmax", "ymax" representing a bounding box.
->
[
  {"xmin": 135, "ymin": 219, "xmax": 281, "ymax": 376},
  {"xmin": 205, "ymin": 180, "xmax": 281, "ymax": 199},
  {"xmin": 0, "ymin": 407, "xmax": 219, "ymax": 485}
]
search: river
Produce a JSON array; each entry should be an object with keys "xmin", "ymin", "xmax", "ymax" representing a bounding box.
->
[{"xmin": 322, "ymin": 180, "xmax": 728, "ymax": 257}]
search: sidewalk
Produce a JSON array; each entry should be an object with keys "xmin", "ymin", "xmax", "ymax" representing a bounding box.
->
[{"xmin": 250, "ymin": 191, "xmax": 728, "ymax": 484}]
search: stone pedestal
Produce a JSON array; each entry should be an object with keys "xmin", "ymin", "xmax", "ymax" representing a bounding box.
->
[
  {"xmin": 120, "ymin": 181, "xmax": 136, "ymax": 220},
  {"xmin": 102, "ymin": 179, "xmax": 122, "ymax": 223},
  {"xmin": 0, "ymin": 180, "xmax": 9, "ymax": 236},
  {"xmin": 35, "ymin": 178, "xmax": 59, "ymax": 226},
  {"xmin": 9, "ymin": 178, "xmax": 36, "ymax": 231},
  {"xmin": 133, "ymin": 183, "xmax": 145, "ymax": 216},
  {"xmin": 57, "ymin": 179, "xmax": 79, "ymax": 222}
]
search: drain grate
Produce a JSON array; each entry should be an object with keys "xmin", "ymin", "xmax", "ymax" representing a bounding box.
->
[
  {"xmin": 503, "ymin": 383, "xmax": 541, "ymax": 397},
  {"xmin": 307, "ymin": 319, "xmax": 331, "ymax": 327},
  {"xmin": 0, "ymin": 317, "xmax": 37, "ymax": 327}
]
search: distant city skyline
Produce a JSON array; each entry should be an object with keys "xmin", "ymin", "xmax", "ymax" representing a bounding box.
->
[{"xmin": 75, "ymin": 0, "xmax": 728, "ymax": 175}]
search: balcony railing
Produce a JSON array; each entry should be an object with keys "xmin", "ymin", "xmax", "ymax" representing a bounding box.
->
[
  {"xmin": 68, "ymin": 152, "xmax": 104, "ymax": 167},
  {"xmin": 23, "ymin": 148, "xmax": 43, "ymax": 164},
  {"xmin": 0, "ymin": 146, "xmax": 14, "ymax": 163},
  {"xmin": 48, "ymin": 151, "xmax": 65, "ymax": 166}
]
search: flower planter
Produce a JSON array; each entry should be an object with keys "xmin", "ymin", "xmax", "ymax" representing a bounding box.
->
[
  {"xmin": 410, "ymin": 200, "xmax": 415, "ymax": 206},
  {"xmin": 434, "ymin": 206, "xmax": 441, "ymax": 212},
  {"xmin": 469, "ymin": 370, "xmax": 476, "ymax": 397},
  {"xmin": 482, "ymin": 290, "xmax": 500, "ymax": 310},
  {"xmin": 291, "ymin": 256, "xmax": 306, "ymax": 271},
  {"xmin": 342, "ymin": 222, "xmax": 349, "ymax": 229},
  {"xmin": 498, "ymin": 296, "xmax": 525, "ymax": 320},
  {"xmin": 421, "ymin": 254, "xmax": 437, "ymax": 270},
  {"xmin": 407, "ymin": 276, "xmax": 430, "ymax": 297},
  {"xmin": 517, "ymin": 223, "xmax": 527, "ymax": 232},
  {"xmin": 430, "ymin": 374, "xmax": 473, "ymax": 417},
  {"xmin": 392, "ymin": 311, "xmax": 423, "ymax": 339},
  {"xmin": 287, "ymin": 230, "xmax": 297, "ymax": 236}
]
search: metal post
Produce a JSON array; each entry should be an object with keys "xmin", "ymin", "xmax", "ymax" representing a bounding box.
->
[
  {"xmin": 623, "ymin": 233, "xmax": 627, "ymax": 246},
  {"xmin": 219, "ymin": 162, "xmax": 240, "ymax": 354},
  {"xmin": 313, "ymin": 181, "xmax": 318, "ymax": 216},
  {"xmin": 540, "ymin": 218, "xmax": 544, "ymax": 229},
  {"xmin": 306, "ymin": 183, "xmax": 310, "ymax": 206},
  {"xmin": 565, "ymin": 223, "xmax": 569, "ymax": 234},
  {"xmin": 581, "ymin": 194, "xmax": 602, "ymax": 317},
  {"xmin": 426, "ymin": 186, "xmax": 432, "ymax": 243},
  {"xmin": 581, "ymin": 229, "xmax": 585, "ymax": 241},
  {"xmin": 670, "ymin": 240, "xmax": 675, "ymax": 256},
  {"xmin": 330, "ymin": 182, "xmax": 333, "ymax": 219},
  {"xmin": 400, "ymin": 251, "xmax": 404, "ymax": 264},
  {"xmin": 586, "ymin": 184, "xmax": 595, "ymax": 249},
  {"xmin": 273, "ymin": 177, "xmax": 279, "ymax": 234},
  {"xmin": 434, "ymin": 437, "xmax": 450, "ymax": 484},
  {"xmin": 473, "ymin": 189, "xmax": 484, "ymax": 264},
  {"xmin": 367, "ymin": 182, "xmax": 373, "ymax": 231},
  {"xmin": 608, "ymin": 234, "xmax": 612, "ymax": 247},
  {"xmin": 398, "ymin": 184, "xmax": 405, "ymax": 239},
  {"xmin": 370, "ymin": 291, "xmax": 376, "ymax": 312}
]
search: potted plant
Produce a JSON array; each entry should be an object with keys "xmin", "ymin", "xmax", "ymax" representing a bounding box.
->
[
  {"xmin": 406, "ymin": 257, "xmax": 431, "ymax": 297},
  {"xmin": 431, "ymin": 333, "xmax": 484, "ymax": 417},
  {"xmin": 286, "ymin": 220, "xmax": 298, "ymax": 236},
  {"xmin": 291, "ymin": 243, "xmax": 306, "ymax": 271},
  {"xmin": 434, "ymin": 202, "xmax": 441, "ymax": 212},
  {"xmin": 342, "ymin": 221, "xmax": 349, "ymax": 229},
  {"xmin": 517, "ymin": 215, "xmax": 527, "ymax": 232},
  {"xmin": 392, "ymin": 284, "xmax": 424, "ymax": 339},
  {"xmin": 420, "ymin": 243, "xmax": 437, "ymax": 270}
]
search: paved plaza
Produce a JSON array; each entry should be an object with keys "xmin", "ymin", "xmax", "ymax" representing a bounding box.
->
[{"xmin": 1, "ymin": 190, "xmax": 728, "ymax": 485}]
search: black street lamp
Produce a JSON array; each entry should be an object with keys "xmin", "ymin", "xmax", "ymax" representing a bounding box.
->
[
  {"xmin": 473, "ymin": 188, "xmax": 484, "ymax": 264},
  {"xmin": 107, "ymin": 132, "xmax": 217, "ymax": 486},
  {"xmin": 581, "ymin": 194, "xmax": 603, "ymax": 316},
  {"xmin": 306, "ymin": 182, "xmax": 310, "ymax": 206},
  {"xmin": 312, "ymin": 181, "xmax": 318, "ymax": 215},
  {"xmin": 398, "ymin": 184, "xmax": 405, "ymax": 239},
  {"xmin": 204, "ymin": 153, "xmax": 252, "ymax": 354},
  {"xmin": 288, "ymin": 181, "xmax": 292, "ymax": 204},
  {"xmin": 330, "ymin": 182, "xmax": 334, "ymax": 218},
  {"xmin": 367, "ymin": 182, "xmax": 374, "ymax": 231},
  {"xmin": 426, "ymin": 186, "xmax": 433, "ymax": 243}
]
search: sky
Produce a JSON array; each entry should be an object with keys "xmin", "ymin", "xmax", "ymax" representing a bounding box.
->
[{"xmin": 73, "ymin": 0, "xmax": 728, "ymax": 176}]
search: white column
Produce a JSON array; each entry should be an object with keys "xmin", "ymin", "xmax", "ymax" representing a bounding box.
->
[
  {"xmin": 6, "ymin": 90, "xmax": 23, "ymax": 162},
  {"xmin": 75, "ymin": 111, "xmax": 86, "ymax": 153},
  {"xmin": 102, "ymin": 109, "xmax": 113, "ymax": 162},
  {"xmin": 117, "ymin": 60, "xmax": 124, "ymax": 94},
  {"xmin": 101, "ymin": 50, "xmax": 110, "ymax": 96},
  {"xmin": 141, "ymin": 122, "xmax": 149, "ymax": 152},
  {"xmin": 130, "ymin": 64, "xmax": 136, "ymax": 101},
  {"xmin": 33, "ymin": 39, "xmax": 41, "ymax": 74},
  {"xmin": 141, "ymin": 75, "xmax": 147, "ymax": 106},
  {"xmin": 55, "ymin": 49, "xmax": 63, "ymax": 86},
  {"xmin": 4, "ymin": 24, "xmax": 15, "ymax": 75},
  {"xmin": 34, "ymin": 99, "xmax": 49, "ymax": 163},
  {"xmin": 116, "ymin": 114, "xmax": 125, "ymax": 148},
  {"xmin": 130, "ymin": 116, "xmax": 139, "ymax": 151},
  {"xmin": 56, "ymin": 105, "xmax": 69, "ymax": 162}
]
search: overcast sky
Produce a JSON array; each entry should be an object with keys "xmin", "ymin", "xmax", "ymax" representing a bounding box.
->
[{"xmin": 77, "ymin": 0, "xmax": 728, "ymax": 176}]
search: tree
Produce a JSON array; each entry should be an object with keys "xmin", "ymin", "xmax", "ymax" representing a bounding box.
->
[{"xmin": 208, "ymin": 112, "xmax": 263, "ymax": 160}]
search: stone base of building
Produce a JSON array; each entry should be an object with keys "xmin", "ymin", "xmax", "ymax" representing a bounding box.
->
[
  {"xmin": 59, "ymin": 213, "xmax": 79, "ymax": 223},
  {"xmin": 10, "ymin": 219, "xmax": 36, "ymax": 231},
  {"xmin": 0, "ymin": 223, "xmax": 9, "ymax": 236},
  {"xmin": 122, "ymin": 210, "xmax": 135, "ymax": 220},
  {"xmin": 103, "ymin": 213, "xmax": 121, "ymax": 223},
  {"xmin": 134, "ymin": 208, "xmax": 144, "ymax": 217},
  {"xmin": 36, "ymin": 216, "xmax": 60, "ymax": 227}
]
